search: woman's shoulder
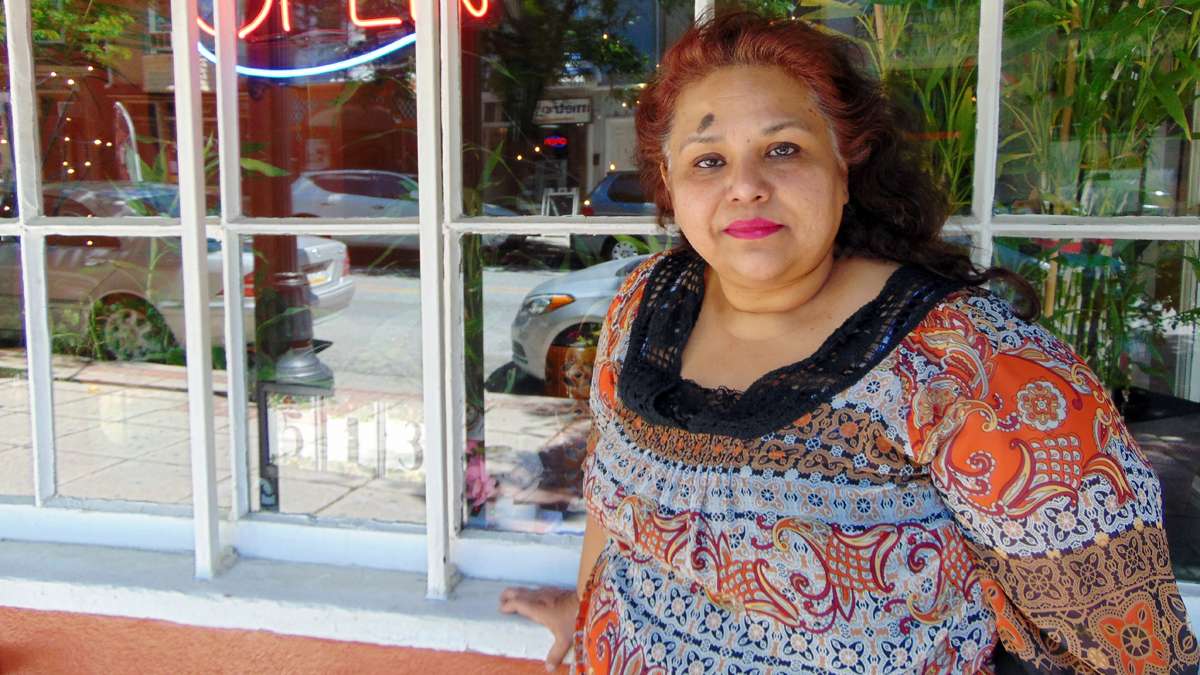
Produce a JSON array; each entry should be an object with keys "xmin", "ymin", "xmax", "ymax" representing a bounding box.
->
[{"xmin": 912, "ymin": 280, "xmax": 1083, "ymax": 371}]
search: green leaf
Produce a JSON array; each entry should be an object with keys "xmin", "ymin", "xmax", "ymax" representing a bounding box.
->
[
  {"xmin": 1152, "ymin": 76, "xmax": 1192, "ymax": 137},
  {"xmin": 240, "ymin": 158, "xmax": 289, "ymax": 177}
]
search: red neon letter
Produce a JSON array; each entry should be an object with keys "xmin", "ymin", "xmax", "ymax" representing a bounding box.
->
[
  {"xmin": 461, "ymin": 0, "xmax": 487, "ymax": 18},
  {"xmin": 348, "ymin": 0, "xmax": 405, "ymax": 28}
]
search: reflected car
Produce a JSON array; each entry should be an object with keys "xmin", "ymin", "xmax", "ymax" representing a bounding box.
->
[
  {"xmin": 290, "ymin": 169, "xmax": 523, "ymax": 255},
  {"xmin": 0, "ymin": 180, "xmax": 184, "ymax": 218},
  {"xmin": 572, "ymin": 171, "xmax": 662, "ymax": 262},
  {"xmin": 0, "ymin": 234, "xmax": 355, "ymax": 361},
  {"xmin": 511, "ymin": 255, "xmax": 648, "ymax": 380}
]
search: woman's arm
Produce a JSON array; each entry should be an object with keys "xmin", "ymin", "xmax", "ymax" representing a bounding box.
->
[
  {"xmin": 577, "ymin": 511, "xmax": 608, "ymax": 600},
  {"xmin": 908, "ymin": 294, "xmax": 1199, "ymax": 672}
]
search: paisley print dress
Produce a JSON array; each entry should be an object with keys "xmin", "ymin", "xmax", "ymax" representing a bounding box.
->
[{"xmin": 573, "ymin": 248, "xmax": 1198, "ymax": 674}]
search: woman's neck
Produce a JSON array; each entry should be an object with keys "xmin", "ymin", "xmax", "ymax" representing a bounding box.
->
[{"xmin": 702, "ymin": 253, "xmax": 845, "ymax": 343}]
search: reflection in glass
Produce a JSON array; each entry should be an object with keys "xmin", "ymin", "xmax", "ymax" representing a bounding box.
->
[
  {"xmin": 461, "ymin": 233, "xmax": 673, "ymax": 534},
  {"xmin": 0, "ymin": 235, "xmax": 31, "ymax": 497},
  {"xmin": 993, "ymin": 238, "xmax": 1200, "ymax": 579},
  {"xmin": 29, "ymin": 0, "xmax": 225, "ymax": 214},
  {"xmin": 22, "ymin": 235, "xmax": 195, "ymax": 505},
  {"xmin": 460, "ymin": 0, "xmax": 693, "ymax": 219},
  {"xmin": 997, "ymin": 2, "xmax": 1200, "ymax": 216},
  {"xmin": 224, "ymin": 0, "xmax": 421, "ymax": 217},
  {"xmin": 245, "ymin": 234, "xmax": 424, "ymax": 522}
]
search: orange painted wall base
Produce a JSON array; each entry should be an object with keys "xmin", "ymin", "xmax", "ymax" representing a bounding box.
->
[{"xmin": 0, "ymin": 607, "xmax": 553, "ymax": 674}]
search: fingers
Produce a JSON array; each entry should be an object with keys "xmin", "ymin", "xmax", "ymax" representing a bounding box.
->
[{"xmin": 544, "ymin": 634, "xmax": 571, "ymax": 672}]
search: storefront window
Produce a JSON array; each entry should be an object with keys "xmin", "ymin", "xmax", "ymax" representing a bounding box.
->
[
  {"xmin": 243, "ymin": 234, "xmax": 425, "ymax": 522},
  {"xmin": 461, "ymin": 233, "xmax": 673, "ymax": 534},
  {"xmin": 0, "ymin": 235, "xmax": 31, "ymax": 498},
  {"xmin": 993, "ymin": 237, "xmax": 1200, "ymax": 579},
  {"xmin": 458, "ymin": 0, "xmax": 692, "ymax": 219},
  {"xmin": 996, "ymin": 2, "xmax": 1200, "ymax": 216},
  {"xmin": 227, "ymin": 0, "xmax": 420, "ymax": 218},
  {"xmin": 30, "ymin": 0, "xmax": 222, "ymax": 215}
]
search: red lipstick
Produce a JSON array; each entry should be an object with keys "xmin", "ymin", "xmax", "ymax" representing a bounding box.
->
[{"xmin": 724, "ymin": 217, "xmax": 784, "ymax": 240}]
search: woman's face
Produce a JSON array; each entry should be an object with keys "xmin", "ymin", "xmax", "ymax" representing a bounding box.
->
[{"xmin": 661, "ymin": 65, "xmax": 849, "ymax": 288}]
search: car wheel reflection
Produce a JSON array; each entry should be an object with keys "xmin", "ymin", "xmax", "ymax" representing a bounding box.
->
[{"xmin": 92, "ymin": 297, "xmax": 176, "ymax": 361}]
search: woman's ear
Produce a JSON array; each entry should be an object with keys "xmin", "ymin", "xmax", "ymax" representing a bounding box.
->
[{"xmin": 658, "ymin": 161, "xmax": 671, "ymax": 204}]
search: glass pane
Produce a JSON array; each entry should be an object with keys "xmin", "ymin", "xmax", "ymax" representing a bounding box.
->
[
  {"xmin": 0, "ymin": 235, "xmax": 31, "ymax": 498},
  {"xmin": 997, "ymin": 2, "xmax": 1200, "ymax": 216},
  {"xmin": 992, "ymin": 238, "xmax": 1200, "ymax": 580},
  {"xmin": 44, "ymin": 237, "xmax": 205, "ymax": 505},
  {"xmin": 32, "ymin": 0, "xmax": 221, "ymax": 215},
  {"xmin": 226, "ymin": 0, "xmax": 419, "ymax": 217},
  {"xmin": 244, "ymin": 234, "xmax": 424, "ymax": 523},
  {"xmin": 461, "ymin": 233, "xmax": 673, "ymax": 534},
  {"xmin": 458, "ymin": 0, "xmax": 692, "ymax": 217}
]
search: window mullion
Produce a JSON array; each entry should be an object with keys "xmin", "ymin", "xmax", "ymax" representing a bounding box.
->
[
  {"xmin": 170, "ymin": 0, "xmax": 222, "ymax": 579},
  {"xmin": 212, "ymin": 0, "xmax": 251, "ymax": 523},
  {"xmin": 973, "ymin": 0, "xmax": 1004, "ymax": 269},
  {"xmin": 4, "ymin": 0, "xmax": 55, "ymax": 504},
  {"xmin": 417, "ymin": 0, "xmax": 453, "ymax": 599}
]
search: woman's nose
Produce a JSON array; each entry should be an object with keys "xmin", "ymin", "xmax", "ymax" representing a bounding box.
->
[{"xmin": 726, "ymin": 161, "xmax": 770, "ymax": 203}]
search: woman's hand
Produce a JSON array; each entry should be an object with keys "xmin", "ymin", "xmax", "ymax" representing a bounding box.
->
[{"xmin": 498, "ymin": 586, "xmax": 580, "ymax": 672}]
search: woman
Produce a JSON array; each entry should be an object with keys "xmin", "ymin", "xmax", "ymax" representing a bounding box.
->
[{"xmin": 500, "ymin": 11, "xmax": 1198, "ymax": 674}]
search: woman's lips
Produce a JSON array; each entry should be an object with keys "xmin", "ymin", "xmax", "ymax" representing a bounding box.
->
[{"xmin": 724, "ymin": 217, "xmax": 785, "ymax": 240}]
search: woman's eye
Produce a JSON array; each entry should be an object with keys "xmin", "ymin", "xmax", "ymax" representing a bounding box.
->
[
  {"xmin": 693, "ymin": 156, "xmax": 724, "ymax": 169},
  {"xmin": 767, "ymin": 143, "xmax": 800, "ymax": 158}
]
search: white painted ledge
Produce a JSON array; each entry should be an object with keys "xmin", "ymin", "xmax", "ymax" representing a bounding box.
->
[
  {"xmin": 0, "ymin": 540, "xmax": 555, "ymax": 661},
  {"xmin": 3, "ymin": 538, "xmax": 1200, "ymax": 660}
]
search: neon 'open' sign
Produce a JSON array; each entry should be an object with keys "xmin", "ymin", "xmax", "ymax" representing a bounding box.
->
[{"xmin": 195, "ymin": 0, "xmax": 488, "ymax": 79}]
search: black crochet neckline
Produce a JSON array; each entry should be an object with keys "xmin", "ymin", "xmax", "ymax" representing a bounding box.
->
[{"xmin": 616, "ymin": 248, "xmax": 971, "ymax": 440}]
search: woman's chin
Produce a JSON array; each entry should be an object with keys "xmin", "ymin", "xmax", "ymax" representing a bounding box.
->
[{"xmin": 715, "ymin": 250, "xmax": 802, "ymax": 286}]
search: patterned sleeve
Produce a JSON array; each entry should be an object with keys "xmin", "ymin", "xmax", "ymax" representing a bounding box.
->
[{"xmin": 906, "ymin": 290, "xmax": 1199, "ymax": 674}]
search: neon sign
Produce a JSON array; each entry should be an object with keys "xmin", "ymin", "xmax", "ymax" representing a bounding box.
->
[
  {"xmin": 543, "ymin": 135, "xmax": 567, "ymax": 148},
  {"xmin": 195, "ymin": 0, "xmax": 489, "ymax": 79}
]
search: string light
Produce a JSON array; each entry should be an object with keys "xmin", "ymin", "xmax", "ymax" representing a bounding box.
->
[
  {"xmin": 66, "ymin": 78, "xmax": 75, "ymax": 85},
  {"xmin": 93, "ymin": 139, "xmax": 102, "ymax": 145},
  {"xmin": 66, "ymin": 168, "xmax": 75, "ymax": 174},
  {"xmin": 105, "ymin": 142, "xmax": 113, "ymax": 147},
  {"xmin": 602, "ymin": 33, "xmax": 608, "ymax": 40},
  {"xmin": 83, "ymin": 161, "xmax": 91, "ymax": 167},
  {"xmin": 64, "ymin": 136, "xmax": 70, "ymax": 142},
  {"xmin": 534, "ymin": 146, "xmax": 541, "ymax": 153},
  {"xmin": 609, "ymin": 163, "xmax": 616, "ymax": 171},
  {"xmin": 516, "ymin": 154, "xmax": 523, "ymax": 160},
  {"xmin": 49, "ymin": 71, "xmax": 57, "ymax": 77},
  {"xmin": 61, "ymin": 161, "xmax": 68, "ymax": 166},
  {"xmin": 86, "ymin": 66, "xmax": 94, "ymax": 72}
]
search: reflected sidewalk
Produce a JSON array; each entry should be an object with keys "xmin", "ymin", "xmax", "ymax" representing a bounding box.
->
[{"xmin": 0, "ymin": 348, "xmax": 588, "ymax": 534}]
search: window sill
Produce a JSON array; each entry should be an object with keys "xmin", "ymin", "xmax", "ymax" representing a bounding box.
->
[
  {"xmin": 0, "ymin": 540, "xmax": 553, "ymax": 660},
  {"xmin": 4, "ymin": 537, "xmax": 1200, "ymax": 659}
]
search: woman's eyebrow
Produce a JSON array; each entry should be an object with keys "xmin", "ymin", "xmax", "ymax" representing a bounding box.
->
[{"xmin": 762, "ymin": 119, "xmax": 813, "ymax": 135}]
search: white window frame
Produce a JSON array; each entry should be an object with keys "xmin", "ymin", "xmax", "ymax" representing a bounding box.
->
[{"xmin": 0, "ymin": 0, "xmax": 1197, "ymax": 610}]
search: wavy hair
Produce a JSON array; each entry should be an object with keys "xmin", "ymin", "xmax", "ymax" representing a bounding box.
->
[{"xmin": 634, "ymin": 10, "xmax": 1038, "ymax": 320}]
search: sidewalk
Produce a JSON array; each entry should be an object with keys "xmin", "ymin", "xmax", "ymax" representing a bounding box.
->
[{"xmin": 0, "ymin": 348, "xmax": 588, "ymax": 534}]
